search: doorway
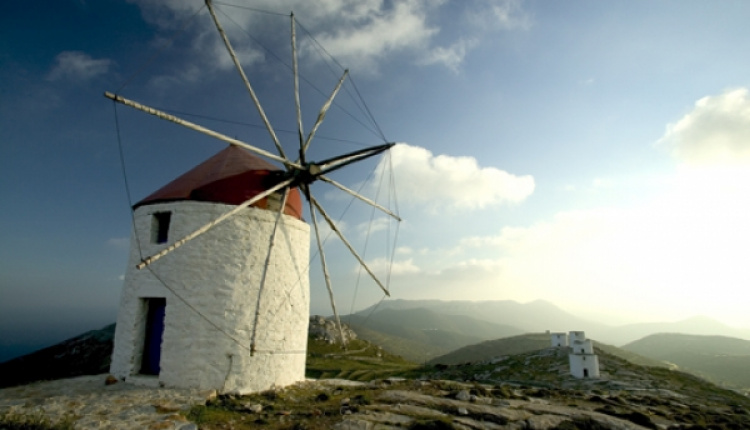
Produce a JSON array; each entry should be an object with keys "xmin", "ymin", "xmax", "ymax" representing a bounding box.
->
[{"xmin": 140, "ymin": 298, "xmax": 166, "ymax": 375}]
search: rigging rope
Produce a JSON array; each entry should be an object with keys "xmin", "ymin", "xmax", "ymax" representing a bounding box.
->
[
  {"xmin": 216, "ymin": 6, "xmax": 384, "ymax": 141},
  {"xmin": 213, "ymin": 1, "xmax": 288, "ymax": 17},
  {"xmin": 295, "ymin": 20, "xmax": 388, "ymax": 142}
]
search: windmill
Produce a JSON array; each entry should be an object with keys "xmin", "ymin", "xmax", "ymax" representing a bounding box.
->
[{"xmin": 107, "ymin": 1, "xmax": 400, "ymax": 393}]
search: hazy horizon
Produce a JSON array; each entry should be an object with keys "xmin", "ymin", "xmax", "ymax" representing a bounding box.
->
[{"xmin": 2, "ymin": 297, "xmax": 748, "ymax": 364}]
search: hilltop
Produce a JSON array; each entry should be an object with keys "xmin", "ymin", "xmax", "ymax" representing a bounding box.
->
[
  {"xmin": 0, "ymin": 324, "xmax": 114, "ymax": 388},
  {"xmin": 427, "ymin": 333, "xmax": 668, "ymax": 369},
  {"xmin": 342, "ymin": 307, "xmax": 523, "ymax": 362}
]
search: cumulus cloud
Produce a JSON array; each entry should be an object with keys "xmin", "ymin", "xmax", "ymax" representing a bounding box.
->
[
  {"xmin": 355, "ymin": 217, "xmax": 398, "ymax": 238},
  {"xmin": 363, "ymin": 257, "xmax": 421, "ymax": 276},
  {"xmin": 466, "ymin": 0, "xmax": 531, "ymax": 31},
  {"xmin": 309, "ymin": 0, "xmax": 438, "ymax": 69},
  {"xmin": 419, "ymin": 38, "xmax": 477, "ymax": 73},
  {"xmin": 658, "ymin": 88, "xmax": 750, "ymax": 165},
  {"xmin": 127, "ymin": 0, "xmax": 529, "ymax": 78},
  {"xmin": 396, "ymin": 246, "xmax": 414, "ymax": 255},
  {"xmin": 46, "ymin": 51, "xmax": 113, "ymax": 82},
  {"xmin": 376, "ymin": 143, "xmax": 534, "ymax": 210}
]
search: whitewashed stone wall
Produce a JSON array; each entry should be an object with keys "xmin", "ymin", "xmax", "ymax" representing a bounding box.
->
[
  {"xmin": 550, "ymin": 333, "xmax": 568, "ymax": 348},
  {"xmin": 568, "ymin": 331, "xmax": 586, "ymax": 344},
  {"xmin": 568, "ymin": 333, "xmax": 600, "ymax": 379},
  {"xmin": 111, "ymin": 201, "xmax": 310, "ymax": 394}
]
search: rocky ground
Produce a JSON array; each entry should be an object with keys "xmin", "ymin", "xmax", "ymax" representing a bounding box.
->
[
  {"xmin": 189, "ymin": 369, "xmax": 750, "ymax": 429},
  {"xmin": 0, "ymin": 374, "xmax": 213, "ymax": 429},
  {"xmin": 3, "ymin": 364, "xmax": 748, "ymax": 429}
]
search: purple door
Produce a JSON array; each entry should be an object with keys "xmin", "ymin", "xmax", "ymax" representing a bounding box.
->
[{"xmin": 140, "ymin": 298, "xmax": 166, "ymax": 375}]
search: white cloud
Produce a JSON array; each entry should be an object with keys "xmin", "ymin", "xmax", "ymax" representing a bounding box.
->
[
  {"xmin": 658, "ymin": 87, "xmax": 750, "ymax": 165},
  {"xmin": 592, "ymin": 178, "xmax": 612, "ymax": 189},
  {"xmin": 419, "ymin": 38, "xmax": 477, "ymax": 73},
  {"xmin": 376, "ymin": 143, "xmax": 534, "ymax": 210},
  {"xmin": 466, "ymin": 0, "xmax": 531, "ymax": 31},
  {"xmin": 309, "ymin": 0, "xmax": 438, "ymax": 70},
  {"xmin": 396, "ymin": 246, "xmax": 413, "ymax": 255},
  {"xmin": 432, "ymin": 164, "xmax": 750, "ymax": 326},
  {"xmin": 363, "ymin": 257, "xmax": 421, "ymax": 276},
  {"xmin": 128, "ymin": 0, "xmax": 529, "ymax": 78},
  {"xmin": 356, "ymin": 217, "xmax": 395, "ymax": 237},
  {"xmin": 46, "ymin": 51, "xmax": 113, "ymax": 82}
]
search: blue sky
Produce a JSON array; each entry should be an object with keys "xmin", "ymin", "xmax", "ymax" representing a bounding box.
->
[{"xmin": 2, "ymin": 0, "xmax": 750, "ymax": 360}]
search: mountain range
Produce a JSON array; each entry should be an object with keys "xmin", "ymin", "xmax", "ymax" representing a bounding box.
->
[{"xmin": 354, "ymin": 299, "xmax": 750, "ymax": 346}]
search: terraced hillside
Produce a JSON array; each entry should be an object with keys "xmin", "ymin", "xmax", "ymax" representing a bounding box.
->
[{"xmin": 305, "ymin": 336, "xmax": 418, "ymax": 382}]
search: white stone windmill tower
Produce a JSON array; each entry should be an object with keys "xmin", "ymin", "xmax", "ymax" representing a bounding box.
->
[{"xmin": 107, "ymin": 1, "xmax": 400, "ymax": 394}]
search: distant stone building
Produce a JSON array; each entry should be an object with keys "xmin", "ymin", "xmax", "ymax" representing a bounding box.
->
[
  {"xmin": 567, "ymin": 331, "xmax": 600, "ymax": 379},
  {"xmin": 551, "ymin": 332, "xmax": 568, "ymax": 348},
  {"xmin": 548, "ymin": 330, "xmax": 600, "ymax": 379}
]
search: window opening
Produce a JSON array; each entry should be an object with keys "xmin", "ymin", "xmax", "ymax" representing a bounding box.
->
[{"xmin": 151, "ymin": 212, "xmax": 172, "ymax": 244}]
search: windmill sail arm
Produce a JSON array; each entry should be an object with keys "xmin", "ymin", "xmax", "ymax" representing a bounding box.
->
[
  {"xmin": 136, "ymin": 177, "xmax": 294, "ymax": 269},
  {"xmin": 302, "ymin": 69, "xmax": 349, "ymax": 153},
  {"xmin": 315, "ymin": 142, "xmax": 394, "ymax": 177},
  {"xmin": 104, "ymin": 92, "xmax": 301, "ymax": 170},
  {"xmin": 291, "ymin": 13, "xmax": 305, "ymax": 164},
  {"xmin": 318, "ymin": 175, "xmax": 401, "ymax": 221},
  {"xmin": 308, "ymin": 192, "xmax": 347, "ymax": 345},
  {"xmin": 205, "ymin": 0, "xmax": 288, "ymax": 161},
  {"xmin": 310, "ymin": 196, "xmax": 391, "ymax": 296}
]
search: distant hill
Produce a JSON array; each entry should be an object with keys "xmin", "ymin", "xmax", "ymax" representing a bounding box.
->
[
  {"xmin": 428, "ymin": 333, "xmax": 551, "ymax": 365},
  {"xmin": 427, "ymin": 332, "xmax": 666, "ymax": 370},
  {"xmin": 0, "ymin": 323, "xmax": 114, "ymax": 388},
  {"xmin": 354, "ymin": 300, "xmax": 750, "ymax": 347},
  {"xmin": 623, "ymin": 333, "xmax": 750, "ymax": 389},
  {"xmin": 359, "ymin": 299, "xmax": 607, "ymax": 334},
  {"xmin": 598, "ymin": 315, "xmax": 750, "ymax": 345},
  {"xmin": 343, "ymin": 307, "xmax": 523, "ymax": 362}
]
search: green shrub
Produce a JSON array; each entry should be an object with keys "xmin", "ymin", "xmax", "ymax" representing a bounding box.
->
[{"xmin": 0, "ymin": 412, "xmax": 74, "ymax": 430}]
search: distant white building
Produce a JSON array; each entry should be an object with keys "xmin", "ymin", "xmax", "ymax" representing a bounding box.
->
[
  {"xmin": 567, "ymin": 331, "xmax": 600, "ymax": 379},
  {"xmin": 548, "ymin": 330, "xmax": 600, "ymax": 379},
  {"xmin": 551, "ymin": 332, "xmax": 568, "ymax": 348}
]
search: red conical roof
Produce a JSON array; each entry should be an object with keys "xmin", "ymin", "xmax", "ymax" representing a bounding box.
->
[{"xmin": 135, "ymin": 145, "xmax": 304, "ymax": 220}]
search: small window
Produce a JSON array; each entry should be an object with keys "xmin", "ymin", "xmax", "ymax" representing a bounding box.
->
[{"xmin": 151, "ymin": 212, "xmax": 172, "ymax": 244}]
